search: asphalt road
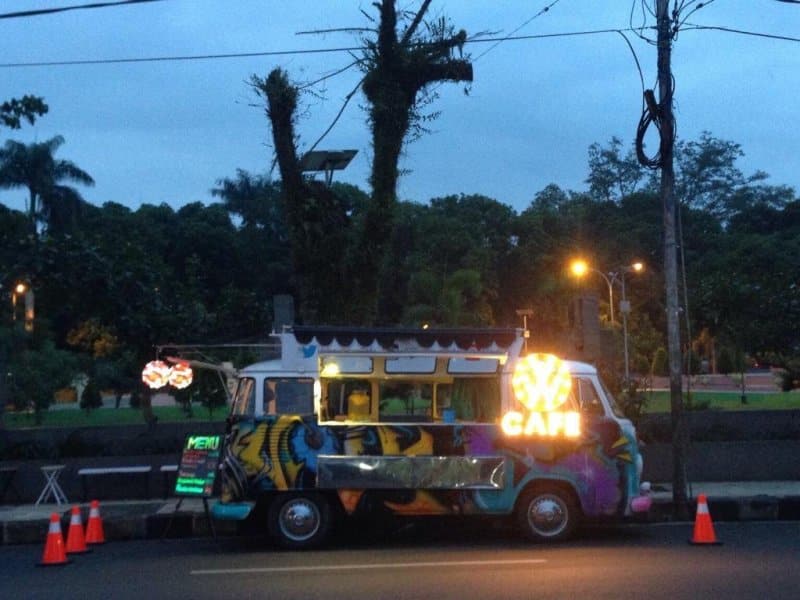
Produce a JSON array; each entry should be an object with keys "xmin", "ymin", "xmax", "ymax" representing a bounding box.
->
[{"xmin": 2, "ymin": 521, "xmax": 799, "ymax": 599}]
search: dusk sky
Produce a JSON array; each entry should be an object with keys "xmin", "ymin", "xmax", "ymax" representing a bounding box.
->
[{"xmin": 2, "ymin": 0, "xmax": 799, "ymax": 214}]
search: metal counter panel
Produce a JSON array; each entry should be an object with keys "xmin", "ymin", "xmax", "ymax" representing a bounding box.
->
[{"xmin": 316, "ymin": 455, "xmax": 505, "ymax": 489}]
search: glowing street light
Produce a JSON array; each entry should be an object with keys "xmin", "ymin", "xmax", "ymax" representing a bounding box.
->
[
  {"xmin": 570, "ymin": 260, "xmax": 616, "ymax": 325},
  {"xmin": 569, "ymin": 259, "xmax": 645, "ymax": 382},
  {"xmin": 11, "ymin": 281, "xmax": 34, "ymax": 332},
  {"xmin": 569, "ymin": 259, "xmax": 588, "ymax": 278},
  {"xmin": 619, "ymin": 262, "xmax": 644, "ymax": 384}
]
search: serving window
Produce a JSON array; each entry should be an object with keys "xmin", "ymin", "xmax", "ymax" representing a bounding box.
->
[
  {"xmin": 320, "ymin": 353, "xmax": 503, "ymax": 425},
  {"xmin": 379, "ymin": 381, "xmax": 433, "ymax": 421},
  {"xmin": 324, "ymin": 378, "xmax": 372, "ymax": 421},
  {"xmin": 437, "ymin": 377, "xmax": 501, "ymax": 423}
]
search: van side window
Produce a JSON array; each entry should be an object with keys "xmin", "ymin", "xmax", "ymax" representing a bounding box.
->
[
  {"xmin": 379, "ymin": 381, "xmax": 433, "ymax": 422},
  {"xmin": 275, "ymin": 379, "xmax": 315, "ymax": 415},
  {"xmin": 325, "ymin": 379, "xmax": 371, "ymax": 421},
  {"xmin": 232, "ymin": 378, "xmax": 255, "ymax": 416},
  {"xmin": 264, "ymin": 378, "xmax": 315, "ymax": 415},
  {"xmin": 574, "ymin": 377, "xmax": 604, "ymax": 415},
  {"xmin": 447, "ymin": 377, "xmax": 501, "ymax": 423}
]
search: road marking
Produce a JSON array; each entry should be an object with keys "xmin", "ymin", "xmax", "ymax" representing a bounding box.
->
[{"xmin": 191, "ymin": 558, "xmax": 547, "ymax": 576}]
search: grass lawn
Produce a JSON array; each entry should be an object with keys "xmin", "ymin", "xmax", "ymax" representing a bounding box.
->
[
  {"xmin": 641, "ymin": 390, "xmax": 800, "ymax": 413},
  {"xmin": 3, "ymin": 391, "xmax": 799, "ymax": 427},
  {"xmin": 2, "ymin": 405, "xmax": 229, "ymax": 429}
]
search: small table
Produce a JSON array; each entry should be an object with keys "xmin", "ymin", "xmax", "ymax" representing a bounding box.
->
[{"xmin": 35, "ymin": 465, "xmax": 68, "ymax": 506}]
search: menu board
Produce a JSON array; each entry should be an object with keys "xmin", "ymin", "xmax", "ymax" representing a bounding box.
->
[{"xmin": 174, "ymin": 434, "xmax": 223, "ymax": 497}]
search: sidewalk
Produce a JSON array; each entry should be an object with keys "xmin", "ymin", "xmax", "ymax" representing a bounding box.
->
[
  {"xmin": 648, "ymin": 481, "xmax": 800, "ymax": 522},
  {"xmin": 0, "ymin": 497, "xmax": 230, "ymax": 545},
  {"xmin": 2, "ymin": 482, "xmax": 800, "ymax": 545}
]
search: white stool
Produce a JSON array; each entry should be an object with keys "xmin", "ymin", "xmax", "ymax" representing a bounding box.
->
[{"xmin": 35, "ymin": 465, "xmax": 68, "ymax": 505}]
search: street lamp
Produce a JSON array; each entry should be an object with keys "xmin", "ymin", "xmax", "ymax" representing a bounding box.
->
[
  {"xmin": 570, "ymin": 259, "xmax": 644, "ymax": 382},
  {"xmin": 11, "ymin": 281, "xmax": 34, "ymax": 332},
  {"xmin": 619, "ymin": 262, "xmax": 644, "ymax": 384},
  {"xmin": 516, "ymin": 308, "xmax": 534, "ymax": 353},
  {"xmin": 570, "ymin": 259, "xmax": 616, "ymax": 325}
]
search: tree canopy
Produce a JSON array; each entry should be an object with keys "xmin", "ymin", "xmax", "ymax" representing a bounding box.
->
[
  {"xmin": 0, "ymin": 6, "xmax": 797, "ymax": 414},
  {"xmin": 0, "ymin": 135, "xmax": 94, "ymax": 235},
  {"xmin": 1, "ymin": 126, "xmax": 796, "ymax": 415},
  {"xmin": 0, "ymin": 95, "xmax": 48, "ymax": 131}
]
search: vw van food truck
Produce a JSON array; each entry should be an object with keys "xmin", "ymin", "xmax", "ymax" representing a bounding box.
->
[{"xmin": 213, "ymin": 326, "xmax": 651, "ymax": 548}]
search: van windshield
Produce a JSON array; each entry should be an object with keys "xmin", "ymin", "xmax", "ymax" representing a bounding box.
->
[
  {"xmin": 599, "ymin": 379, "xmax": 627, "ymax": 419},
  {"xmin": 231, "ymin": 378, "xmax": 255, "ymax": 416}
]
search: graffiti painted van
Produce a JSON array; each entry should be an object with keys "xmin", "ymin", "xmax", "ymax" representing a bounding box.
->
[{"xmin": 213, "ymin": 326, "xmax": 651, "ymax": 548}]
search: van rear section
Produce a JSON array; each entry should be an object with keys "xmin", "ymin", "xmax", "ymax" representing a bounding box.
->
[{"xmin": 213, "ymin": 327, "xmax": 651, "ymax": 548}]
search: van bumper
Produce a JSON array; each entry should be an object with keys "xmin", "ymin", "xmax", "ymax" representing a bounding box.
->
[
  {"xmin": 212, "ymin": 501, "xmax": 255, "ymax": 521},
  {"xmin": 630, "ymin": 482, "xmax": 652, "ymax": 513}
]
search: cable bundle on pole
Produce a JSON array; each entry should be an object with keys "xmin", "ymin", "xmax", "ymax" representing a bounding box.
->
[{"xmin": 636, "ymin": 88, "xmax": 663, "ymax": 168}]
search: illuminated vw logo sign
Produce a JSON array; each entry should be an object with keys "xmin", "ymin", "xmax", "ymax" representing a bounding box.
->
[
  {"xmin": 511, "ymin": 353, "xmax": 572, "ymax": 412},
  {"xmin": 503, "ymin": 353, "xmax": 580, "ymax": 438}
]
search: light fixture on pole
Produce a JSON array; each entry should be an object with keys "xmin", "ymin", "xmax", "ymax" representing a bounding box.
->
[
  {"xmin": 619, "ymin": 262, "xmax": 644, "ymax": 385},
  {"xmin": 570, "ymin": 260, "xmax": 616, "ymax": 325},
  {"xmin": 569, "ymin": 259, "xmax": 645, "ymax": 382},
  {"xmin": 12, "ymin": 281, "xmax": 34, "ymax": 332},
  {"xmin": 516, "ymin": 308, "xmax": 534, "ymax": 353}
]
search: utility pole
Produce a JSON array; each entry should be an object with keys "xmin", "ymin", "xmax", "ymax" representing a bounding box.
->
[
  {"xmin": 656, "ymin": 0, "xmax": 689, "ymax": 519},
  {"xmin": 0, "ymin": 281, "xmax": 5, "ymax": 428}
]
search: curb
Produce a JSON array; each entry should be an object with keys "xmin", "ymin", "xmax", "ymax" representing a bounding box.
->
[
  {"xmin": 650, "ymin": 496, "xmax": 800, "ymax": 522},
  {"xmin": 4, "ymin": 496, "xmax": 800, "ymax": 545}
]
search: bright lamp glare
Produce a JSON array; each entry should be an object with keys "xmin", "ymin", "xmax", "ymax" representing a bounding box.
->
[
  {"xmin": 321, "ymin": 362, "xmax": 340, "ymax": 377},
  {"xmin": 570, "ymin": 260, "xmax": 588, "ymax": 277}
]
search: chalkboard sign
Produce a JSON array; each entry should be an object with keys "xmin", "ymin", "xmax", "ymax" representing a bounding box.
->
[{"xmin": 174, "ymin": 434, "xmax": 223, "ymax": 497}]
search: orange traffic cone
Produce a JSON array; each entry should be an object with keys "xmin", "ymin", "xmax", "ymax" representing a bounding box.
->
[
  {"xmin": 689, "ymin": 494, "xmax": 722, "ymax": 545},
  {"xmin": 65, "ymin": 505, "xmax": 91, "ymax": 554},
  {"xmin": 38, "ymin": 513, "xmax": 70, "ymax": 567},
  {"xmin": 85, "ymin": 499, "xmax": 106, "ymax": 545}
]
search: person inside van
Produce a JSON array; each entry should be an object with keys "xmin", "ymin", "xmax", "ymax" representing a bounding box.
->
[{"xmin": 264, "ymin": 384, "xmax": 276, "ymax": 415}]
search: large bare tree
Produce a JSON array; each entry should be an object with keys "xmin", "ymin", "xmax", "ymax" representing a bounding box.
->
[
  {"xmin": 254, "ymin": 0, "xmax": 472, "ymax": 324},
  {"xmin": 253, "ymin": 70, "xmax": 350, "ymax": 324}
]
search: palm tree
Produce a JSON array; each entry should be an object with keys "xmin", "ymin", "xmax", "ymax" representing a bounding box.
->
[
  {"xmin": 211, "ymin": 169, "xmax": 283, "ymax": 232},
  {"xmin": 0, "ymin": 135, "xmax": 94, "ymax": 234}
]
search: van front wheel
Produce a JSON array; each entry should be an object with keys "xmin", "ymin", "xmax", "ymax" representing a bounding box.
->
[
  {"xmin": 516, "ymin": 486, "xmax": 579, "ymax": 542},
  {"xmin": 268, "ymin": 493, "xmax": 331, "ymax": 549}
]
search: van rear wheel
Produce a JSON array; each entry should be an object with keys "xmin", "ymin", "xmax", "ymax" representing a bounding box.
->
[
  {"xmin": 268, "ymin": 493, "xmax": 331, "ymax": 549},
  {"xmin": 516, "ymin": 486, "xmax": 579, "ymax": 542}
]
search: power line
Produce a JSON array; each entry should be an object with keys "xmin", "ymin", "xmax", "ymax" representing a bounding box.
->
[
  {"xmin": 673, "ymin": 0, "xmax": 718, "ymax": 34},
  {"xmin": 617, "ymin": 31, "xmax": 645, "ymax": 93},
  {"xmin": 683, "ymin": 23, "xmax": 800, "ymax": 43},
  {"xmin": 0, "ymin": 28, "xmax": 654, "ymax": 69},
  {"xmin": 0, "ymin": 0, "xmax": 165, "ymax": 20},
  {"xmin": 472, "ymin": 0, "xmax": 563, "ymax": 62},
  {"xmin": 3, "ymin": 22, "xmax": 797, "ymax": 71},
  {"xmin": 0, "ymin": 46, "xmax": 364, "ymax": 68},
  {"xmin": 628, "ymin": 0, "xmax": 718, "ymax": 45}
]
